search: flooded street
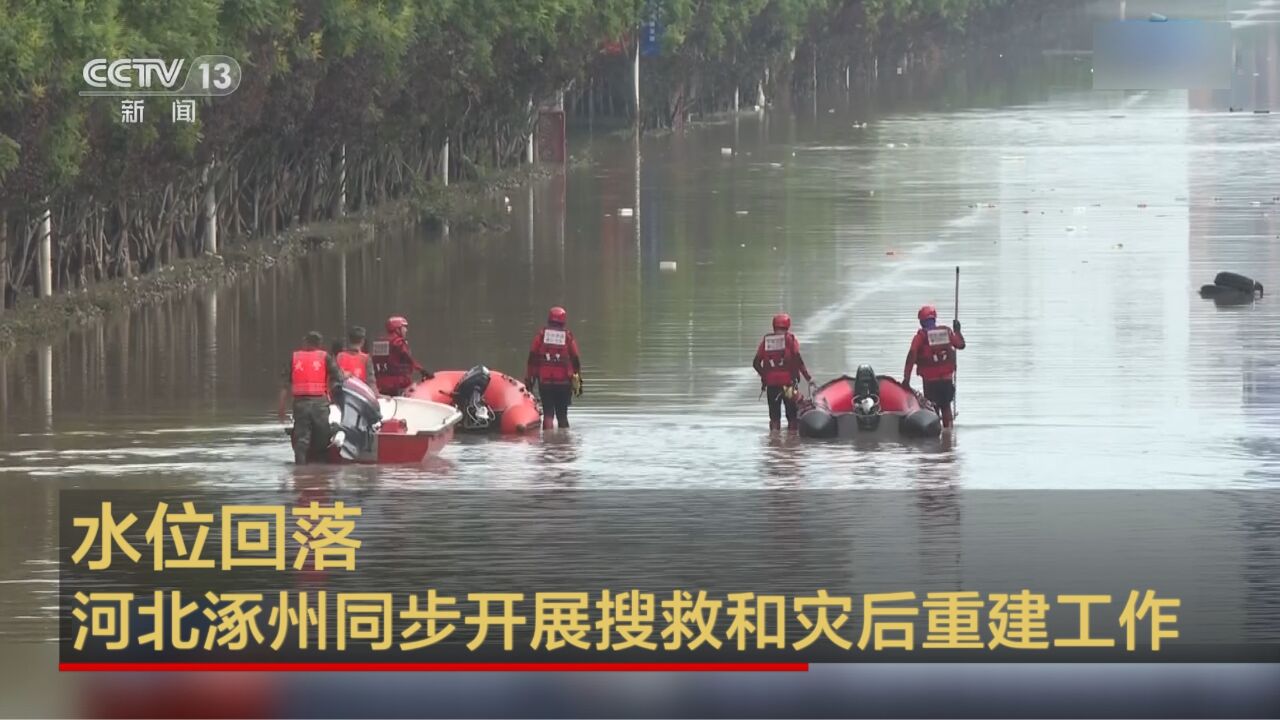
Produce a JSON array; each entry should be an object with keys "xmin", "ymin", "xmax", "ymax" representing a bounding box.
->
[{"xmin": 1, "ymin": 0, "xmax": 1278, "ymax": 661}]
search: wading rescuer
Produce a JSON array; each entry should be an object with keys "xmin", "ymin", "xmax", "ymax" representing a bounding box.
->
[
  {"xmin": 753, "ymin": 313, "xmax": 814, "ymax": 430},
  {"xmin": 525, "ymin": 306, "xmax": 582, "ymax": 430},
  {"xmin": 336, "ymin": 326, "xmax": 376, "ymax": 385},
  {"xmin": 903, "ymin": 304, "xmax": 965, "ymax": 430},
  {"xmin": 279, "ymin": 330, "xmax": 344, "ymax": 464},
  {"xmin": 372, "ymin": 316, "xmax": 433, "ymax": 396}
]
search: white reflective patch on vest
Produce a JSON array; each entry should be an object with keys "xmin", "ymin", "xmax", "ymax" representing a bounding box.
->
[
  {"xmin": 763, "ymin": 334, "xmax": 786, "ymax": 352},
  {"xmin": 371, "ymin": 340, "xmax": 390, "ymax": 355},
  {"xmin": 543, "ymin": 328, "xmax": 567, "ymax": 346},
  {"xmin": 926, "ymin": 328, "xmax": 951, "ymax": 347}
]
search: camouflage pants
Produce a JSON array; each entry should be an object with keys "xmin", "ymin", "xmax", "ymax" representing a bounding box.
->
[{"xmin": 291, "ymin": 397, "xmax": 332, "ymax": 464}]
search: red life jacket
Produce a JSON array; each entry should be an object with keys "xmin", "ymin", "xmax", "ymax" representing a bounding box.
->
[
  {"xmin": 533, "ymin": 326, "xmax": 574, "ymax": 385},
  {"xmin": 915, "ymin": 327, "xmax": 958, "ymax": 381},
  {"xmin": 759, "ymin": 332, "xmax": 799, "ymax": 387},
  {"xmin": 336, "ymin": 350, "xmax": 369, "ymax": 383},
  {"xmin": 371, "ymin": 336, "xmax": 411, "ymax": 394},
  {"xmin": 291, "ymin": 349, "xmax": 330, "ymax": 397}
]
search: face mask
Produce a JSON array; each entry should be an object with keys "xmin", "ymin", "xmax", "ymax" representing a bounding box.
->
[{"xmin": 921, "ymin": 317, "xmax": 937, "ymax": 329}]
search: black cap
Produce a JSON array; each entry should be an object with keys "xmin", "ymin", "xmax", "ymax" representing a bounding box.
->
[
  {"xmin": 348, "ymin": 325, "xmax": 367, "ymax": 344},
  {"xmin": 304, "ymin": 330, "xmax": 324, "ymax": 347}
]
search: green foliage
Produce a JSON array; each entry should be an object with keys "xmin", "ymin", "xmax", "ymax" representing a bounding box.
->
[{"xmin": 0, "ymin": 0, "xmax": 1014, "ymax": 207}]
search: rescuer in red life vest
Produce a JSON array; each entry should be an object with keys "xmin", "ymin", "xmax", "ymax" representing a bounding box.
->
[
  {"xmin": 371, "ymin": 316, "xmax": 433, "ymax": 396},
  {"xmin": 278, "ymin": 330, "xmax": 344, "ymax": 464},
  {"xmin": 335, "ymin": 326, "xmax": 376, "ymax": 386},
  {"xmin": 753, "ymin": 313, "xmax": 814, "ymax": 431},
  {"xmin": 525, "ymin": 306, "xmax": 582, "ymax": 430},
  {"xmin": 903, "ymin": 304, "xmax": 965, "ymax": 430}
]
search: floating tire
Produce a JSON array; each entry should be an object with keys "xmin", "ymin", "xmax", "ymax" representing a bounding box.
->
[
  {"xmin": 1214, "ymin": 271, "xmax": 1260, "ymax": 294},
  {"xmin": 798, "ymin": 409, "xmax": 838, "ymax": 439},
  {"xmin": 900, "ymin": 409, "xmax": 942, "ymax": 438}
]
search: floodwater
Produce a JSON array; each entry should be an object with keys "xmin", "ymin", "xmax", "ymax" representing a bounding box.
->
[{"xmin": 1, "ymin": 0, "xmax": 1279, "ymax": 693}]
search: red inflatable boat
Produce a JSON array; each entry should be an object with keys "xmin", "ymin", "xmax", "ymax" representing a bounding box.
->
[
  {"xmin": 798, "ymin": 365, "xmax": 941, "ymax": 439},
  {"xmin": 406, "ymin": 366, "xmax": 542, "ymax": 434}
]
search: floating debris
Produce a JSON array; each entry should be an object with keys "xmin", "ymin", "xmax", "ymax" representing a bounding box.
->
[
  {"xmin": 1113, "ymin": 243, "xmax": 1124, "ymax": 249},
  {"xmin": 886, "ymin": 143, "xmax": 896, "ymax": 148},
  {"xmin": 886, "ymin": 250, "xmax": 897, "ymax": 255},
  {"xmin": 735, "ymin": 210, "xmax": 749, "ymax": 215},
  {"xmin": 618, "ymin": 208, "xmax": 634, "ymax": 217},
  {"xmin": 1137, "ymin": 203, "xmax": 1148, "ymax": 208},
  {"xmin": 659, "ymin": 261, "xmax": 677, "ymax": 272},
  {"xmin": 720, "ymin": 147, "xmax": 733, "ymax": 156},
  {"xmin": 1066, "ymin": 226, "xmax": 1077, "ymax": 232}
]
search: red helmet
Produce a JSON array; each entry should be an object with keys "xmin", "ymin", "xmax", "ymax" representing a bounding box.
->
[
  {"xmin": 918, "ymin": 305, "xmax": 937, "ymax": 322},
  {"xmin": 548, "ymin": 306, "xmax": 567, "ymax": 325},
  {"xmin": 386, "ymin": 316, "xmax": 408, "ymax": 334},
  {"xmin": 773, "ymin": 313, "xmax": 791, "ymax": 331}
]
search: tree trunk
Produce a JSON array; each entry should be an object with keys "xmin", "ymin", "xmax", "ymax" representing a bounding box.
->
[
  {"xmin": 0, "ymin": 209, "xmax": 8, "ymax": 312},
  {"xmin": 38, "ymin": 206, "xmax": 52, "ymax": 299},
  {"xmin": 204, "ymin": 162, "xmax": 219, "ymax": 255}
]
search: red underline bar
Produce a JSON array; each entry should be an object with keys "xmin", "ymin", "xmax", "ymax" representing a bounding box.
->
[{"xmin": 60, "ymin": 662, "xmax": 809, "ymax": 673}]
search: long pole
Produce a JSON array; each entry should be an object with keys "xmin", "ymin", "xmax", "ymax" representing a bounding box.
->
[
  {"xmin": 953, "ymin": 266, "xmax": 960, "ymax": 419},
  {"xmin": 954, "ymin": 266, "xmax": 960, "ymax": 322}
]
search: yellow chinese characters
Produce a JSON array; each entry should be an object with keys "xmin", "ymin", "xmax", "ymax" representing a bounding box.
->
[{"xmin": 68, "ymin": 501, "xmax": 364, "ymax": 572}]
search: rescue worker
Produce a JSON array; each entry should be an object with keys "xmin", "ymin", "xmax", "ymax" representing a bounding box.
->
[
  {"xmin": 903, "ymin": 304, "xmax": 965, "ymax": 430},
  {"xmin": 753, "ymin": 313, "xmax": 814, "ymax": 430},
  {"xmin": 525, "ymin": 306, "xmax": 582, "ymax": 430},
  {"xmin": 278, "ymin": 330, "xmax": 344, "ymax": 464},
  {"xmin": 336, "ymin": 325, "xmax": 376, "ymax": 386},
  {"xmin": 371, "ymin": 315, "xmax": 432, "ymax": 396}
]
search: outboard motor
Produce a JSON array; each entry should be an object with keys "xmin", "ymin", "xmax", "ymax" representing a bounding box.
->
[
  {"xmin": 333, "ymin": 376, "xmax": 383, "ymax": 460},
  {"xmin": 851, "ymin": 364, "xmax": 883, "ymax": 431},
  {"xmin": 452, "ymin": 365, "xmax": 495, "ymax": 431}
]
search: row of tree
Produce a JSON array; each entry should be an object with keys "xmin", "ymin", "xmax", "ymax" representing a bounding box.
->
[{"xmin": 0, "ymin": 0, "xmax": 1022, "ymax": 313}]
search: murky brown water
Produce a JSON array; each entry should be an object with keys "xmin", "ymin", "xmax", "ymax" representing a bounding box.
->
[{"xmin": 1, "ymin": 0, "xmax": 1279, "ymax": 703}]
